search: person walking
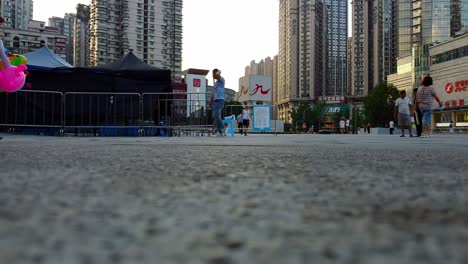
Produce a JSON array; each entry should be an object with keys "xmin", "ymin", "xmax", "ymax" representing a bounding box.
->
[
  {"xmin": 237, "ymin": 113, "xmax": 243, "ymax": 135},
  {"xmin": 449, "ymin": 120, "xmax": 455, "ymax": 133},
  {"xmin": 339, "ymin": 118, "xmax": 345, "ymax": 134},
  {"xmin": 242, "ymin": 106, "xmax": 250, "ymax": 136},
  {"xmin": 395, "ymin": 90, "xmax": 413, "ymax": 137},
  {"xmin": 211, "ymin": 69, "xmax": 225, "ymax": 136},
  {"xmin": 366, "ymin": 123, "xmax": 371, "ymax": 134},
  {"xmin": 416, "ymin": 76, "xmax": 443, "ymax": 138},
  {"xmin": 345, "ymin": 118, "xmax": 350, "ymax": 134},
  {"xmin": 389, "ymin": 120, "xmax": 395, "ymax": 135},
  {"xmin": 412, "ymin": 87, "xmax": 423, "ymax": 137}
]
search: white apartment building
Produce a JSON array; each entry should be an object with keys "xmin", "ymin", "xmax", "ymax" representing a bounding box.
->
[
  {"xmin": 0, "ymin": 0, "xmax": 33, "ymax": 30},
  {"xmin": 89, "ymin": 0, "xmax": 182, "ymax": 80},
  {"xmin": 2, "ymin": 20, "xmax": 67, "ymax": 58}
]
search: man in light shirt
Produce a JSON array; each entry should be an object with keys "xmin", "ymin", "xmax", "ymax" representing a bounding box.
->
[{"xmin": 394, "ymin": 90, "xmax": 413, "ymax": 137}]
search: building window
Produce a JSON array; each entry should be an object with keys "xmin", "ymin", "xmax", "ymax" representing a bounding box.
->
[{"xmin": 13, "ymin": 36, "xmax": 20, "ymax": 48}]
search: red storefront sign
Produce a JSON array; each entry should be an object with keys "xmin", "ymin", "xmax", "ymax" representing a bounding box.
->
[{"xmin": 445, "ymin": 80, "xmax": 467, "ymax": 94}]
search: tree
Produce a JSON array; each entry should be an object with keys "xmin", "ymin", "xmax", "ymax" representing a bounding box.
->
[
  {"xmin": 76, "ymin": 4, "xmax": 90, "ymax": 22},
  {"xmin": 363, "ymin": 82, "xmax": 399, "ymax": 127},
  {"xmin": 291, "ymin": 100, "xmax": 327, "ymax": 132},
  {"xmin": 291, "ymin": 102, "xmax": 310, "ymax": 132},
  {"xmin": 307, "ymin": 100, "xmax": 327, "ymax": 132}
]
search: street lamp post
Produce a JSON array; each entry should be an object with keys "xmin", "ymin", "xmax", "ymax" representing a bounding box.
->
[{"xmin": 302, "ymin": 107, "xmax": 312, "ymax": 122}]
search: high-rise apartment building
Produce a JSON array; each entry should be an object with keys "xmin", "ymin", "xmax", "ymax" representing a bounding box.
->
[
  {"xmin": 89, "ymin": 0, "xmax": 182, "ymax": 80},
  {"xmin": 278, "ymin": 0, "xmax": 299, "ymax": 122},
  {"xmin": 63, "ymin": 13, "xmax": 76, "ymax": 64},
  {"xmin": 74, "ymin": 4, "xmax": 90, "ymax": 67},
  {"xmin": 48, "ymin": 17, "xmax": 64, "ymax": 33},
  {"xmin": 351, "ymin": 0, "xmax": 397, "ymax": 97},
  {"xmin": 324, "ymin": 0, "xmax": 348, "ymax": 96},
  {"xmin": 48, "ymin": 14, "xmax": 76, "ymax": 64},
  {"xmin": 277, "ymin": 0, "xmax": 328, "ymax": 123},
  {"xmin": 0, "ymin": 0, "xmax": 33, "ymax": 30},
  {"xmin": 347, "ymin": 37, "xmax": 352, "ymax": 95}
]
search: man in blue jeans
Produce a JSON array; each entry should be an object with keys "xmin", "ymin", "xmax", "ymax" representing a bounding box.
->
[{"xmin": 211, "ymin": 69, "xmax": 225, "ymax": 136}]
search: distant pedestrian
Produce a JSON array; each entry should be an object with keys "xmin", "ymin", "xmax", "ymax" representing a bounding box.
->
[
  {"xmin": 416, "ymin": 76, "xmax": 443, "ymax": 138},
  {"xmin": 211, "ymin": 69, "xmax": 225, "ymax": 136},
  {"xmin": 345, "ymin": 119, "xmax": 350, "ymax": 133},
  {"xmin": 366, "ymin": 123, "xmax": 371, "ymax": 134},
  {"xmin": 242, "ymin": 106, "xmax": 250, "ymax": 136},
  {"xmin": 412, "ymin": 87, "xmax": 423, "ymax": 137},
  {"xmin": 389, "ymin": 120, "xmax": 394, "ymax": 135},
  {"xmin": 339, "ymin": 118, "xmax": 345, "ymax": 134},
  {"xmin": 302, "ymin": 121, "xmax": 307, "ymax": 133},
  {"xmin": 449, "ymin": 120, "xmax": 455, "ymax": 133},
  {"xmin": 237, "ymin": 113, "xmax": 243, "ymax": 135},
  {"xmin": 395, "ymin": 90, "xmax": 413, "ymax": 137}
]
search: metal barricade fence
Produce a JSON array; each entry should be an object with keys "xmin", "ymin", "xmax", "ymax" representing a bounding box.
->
[
  {"xmin": 63, "ymin": 92, "xmax": 141, "ymax": 136},
  {"xmin": 0, "ymin": 90, "xmax": 64, "ymax": 135},
  {"xmin": 1, "ymin": 91, "xmax": 236, "ymax": 137},
  {"xmin": 141, "ymin": 92, "xmax": 213, "ymax": 136}
]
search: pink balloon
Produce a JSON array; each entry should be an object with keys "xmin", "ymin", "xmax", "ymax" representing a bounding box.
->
[{"xmin": 0, "ymin": 64, "xmax": 27, "ymax": 92}]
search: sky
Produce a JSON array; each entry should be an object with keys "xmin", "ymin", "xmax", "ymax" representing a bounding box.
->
[{"xmin": 34, "ymin": 0, "xmax": 352, "ymax": 91}]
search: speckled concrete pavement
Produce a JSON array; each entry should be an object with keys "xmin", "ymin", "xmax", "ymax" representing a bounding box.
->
[{"xmin": 1, "ymin": 134, "xmax": 467, "ymax": 264}]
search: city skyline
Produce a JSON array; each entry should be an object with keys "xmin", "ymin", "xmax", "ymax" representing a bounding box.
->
[{"xmin": 32, "ymin": 0, "xmax": 353, "ymax": 91}]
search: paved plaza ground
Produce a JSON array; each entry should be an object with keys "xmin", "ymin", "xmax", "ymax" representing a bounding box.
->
[{"xmin": 1, "ymin": 133, "xmax": 468, "ymax": 264}]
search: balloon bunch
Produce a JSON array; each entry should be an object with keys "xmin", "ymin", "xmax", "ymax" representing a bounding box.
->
[
  {"xmin": 0, "ymin": 51, "xmax": 28, "ymax": 70},
  {"xmin": 0, "ymin": 40, "xmax": 28, "ymax": 93}
]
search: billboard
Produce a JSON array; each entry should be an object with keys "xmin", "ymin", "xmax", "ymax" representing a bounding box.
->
[
  {"xmin": 186, "ymin": 74, "xmax": 207, "ymax": 117},
  {"xmin": 252, "ymin": 105, "xmax": 271, "ymax": 132},
  {"xmin": 239, "ymin": 76, "xmax": 249, "ymax": 102},
  {"xmin": 238, "ymin": 75, "xmax": 272, "ymax": 102},
  {"xmin": 433, "ymin": 77, "xmax": 468, "ymax": 109}
]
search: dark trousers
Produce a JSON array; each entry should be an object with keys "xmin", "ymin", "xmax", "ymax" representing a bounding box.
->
[
  {"xmin": 414, "ymin": 108, "xmax": 423, "ymax": 137},
  {"xmin": 238, "ymin": 122, "xmax": 243, "ymax": 134},
  {"xmin": 242, "ymin": 120, "xmax": 250, "ymax": 135},
  {"xmin": 390, "ymin": 128, "xmax": 394, "ymax": 135}
]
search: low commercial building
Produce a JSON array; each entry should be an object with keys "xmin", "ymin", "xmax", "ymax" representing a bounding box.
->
[{"xmin": 429, "ymin": 34, "xmax": 468, "ymax": 129}]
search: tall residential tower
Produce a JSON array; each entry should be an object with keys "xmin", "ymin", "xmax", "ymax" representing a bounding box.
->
[
  {"xmin": 278, "ymin": 0, "xmax": 334, "ymax": 122},
  {"xmin": 89, "ymin": 0, "xmax": 182, "ymax": 80},
  {"xmin": 0, "ymin": 0, "xmax": 33, "ymax": 30}
]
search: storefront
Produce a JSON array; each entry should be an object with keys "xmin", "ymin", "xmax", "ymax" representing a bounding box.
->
[
  {"xmin": 323, "ymin": 104, "xmax": 349, "ymax": 130},
  {"xmin": 429, "ymin": 34, "xmax": 468, "ymax": 129}
]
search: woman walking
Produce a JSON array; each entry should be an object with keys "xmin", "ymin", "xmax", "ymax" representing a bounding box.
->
[{"xmin": 416, "ymin": 76, "xmax": 443, "ymax": 138}]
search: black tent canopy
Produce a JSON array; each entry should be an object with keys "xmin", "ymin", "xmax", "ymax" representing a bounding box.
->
[
  {"xmin": 26, "ymin": 51, "xmax": 172, "ymax": 93},
  {"xmin": 98, "ymin": 52, "xmax": 160, "ymax": 71}
]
